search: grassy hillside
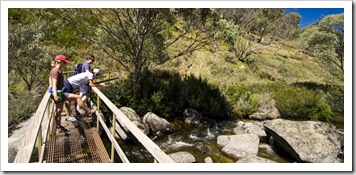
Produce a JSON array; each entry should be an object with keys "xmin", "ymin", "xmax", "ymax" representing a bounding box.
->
[
  {"xmin": 159, "ymin": 39, "xmax": 342, "ymax": 87},
  {"xmin": 154, "ymin": 38, "xmax": 343, "ymax": 123}
]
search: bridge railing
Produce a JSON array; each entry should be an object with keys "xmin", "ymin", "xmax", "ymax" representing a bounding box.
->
[
  {"xmin": 13, "ymin": 93, "xmax": 55, "ymax": 163},
  {"xmin": 92, "ymin": 87, "xmax": 175, "ymax": 163}
]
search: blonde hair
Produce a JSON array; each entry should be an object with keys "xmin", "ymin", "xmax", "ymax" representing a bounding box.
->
[{"xmin": 51, "ymin": 59, "xmax": 61, "ymax": 68}]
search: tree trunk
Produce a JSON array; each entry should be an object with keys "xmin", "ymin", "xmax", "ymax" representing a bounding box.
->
[
  {"xmin": 27, "ymin": 84, "xmax": 32, "ymax": 91},
  {"xmin": 131, "ymin": 64, "xmax": 142, "ymax": 99}
]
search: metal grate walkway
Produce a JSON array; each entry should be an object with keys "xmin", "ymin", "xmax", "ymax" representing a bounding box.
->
[
  {"xmin": 85, "ymin": 128, "xmax": 111, "ymax": 163},
  {"xmin": 45, "ymin": 115, "xmax": 110, "ymax": 163}
]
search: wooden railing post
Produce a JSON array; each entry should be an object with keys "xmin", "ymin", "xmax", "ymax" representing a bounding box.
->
[
  {"xmin": 37, "ymin": 125, "xmax": 43, "ymax": 161},
  {"xmin": 111, "ymin": 113, "xmax": 116, "ymax": 163},
  {"xmin": 96, "ymin": 94, "xmax": 100, "ymax": 130},
  {"xmin": 47, "ymin": 100, "xmax": 50, "ymax": 119}
]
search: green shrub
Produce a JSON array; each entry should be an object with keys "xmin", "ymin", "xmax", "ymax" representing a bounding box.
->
[
  {"xmin": 272, "ymin": 83, "xmax": 342, "ymax": 122},
  {"xmin": 292, "ymin": 81, "xmax": 343, "ymax": 122},
  {"xmin": 324, "ymin": 86, "xmax": 343, "ymax": 121},
  {"xmin": 309, "ymin": 102, "xmax": 333, "ymax": 122},
  {"xmin": 273, "ymin": 86, "xmax": 320, "ymax": 119},
  {"xmin": 224, "ymin": 84, "xmax": 257, "ymax": 118}
]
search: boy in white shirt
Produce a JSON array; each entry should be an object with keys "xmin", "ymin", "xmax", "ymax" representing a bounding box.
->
[{"xmin": 63, "ymin": 69, "xmax": 100, "ymax": 119}]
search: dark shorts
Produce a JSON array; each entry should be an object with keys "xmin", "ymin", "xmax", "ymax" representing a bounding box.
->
[
  {"xmin": 80, "ymin": 83, "xmax": 91, "ymax": 95},
  {"xmin": 64, "ymin": 80, "xmax": 74, "ymax": 93}
]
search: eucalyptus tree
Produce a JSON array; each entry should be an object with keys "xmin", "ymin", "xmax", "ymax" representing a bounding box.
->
[
  {"xmin": 60, "ymin": 8, "xmax": 215, "ymax": 98},
  {"xmin": 213, "ymin": 9, "xmax": 260, "ymax": 62},
  {"xmin": 281, "ymin": 12, "xmax": 302, "ymax": 40},
  {"xmin": 216, "ymin": 8, "xmax": 260, "ymax": 33},
  {"xmin": 298, "ymin": 14, "xmax": 344, "ymax": 73},
  {"xmin": 214, "ymin": 9, "xmax": 301, "ymax": 63},
  {"xmin": 8, "ymin": 9, "xmax": 52, "ymax": 91},
  {"xmin": 248, "ymin": 9, "xmax": 285, "ymax": 43}
]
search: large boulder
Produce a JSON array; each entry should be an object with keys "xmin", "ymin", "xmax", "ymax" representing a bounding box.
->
[
  {"xmin": 143, "ymin": 112, "xmax": 172, "ymax": 134},
  {"xmin": 119, "ymin": 106, "xmax": 141, "ymax": 122},
  {"xmin": 114, "ymin": 107, "xmax": 149, "ymax": 142},
  {"xmin": 264, "ymin": 119, "xmax": 342, "ymax": 163}
]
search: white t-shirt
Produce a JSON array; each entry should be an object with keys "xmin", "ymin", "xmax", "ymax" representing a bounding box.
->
[{"xmin": 67, "ymin": 71, "xmax": 93, "ymax": 89}]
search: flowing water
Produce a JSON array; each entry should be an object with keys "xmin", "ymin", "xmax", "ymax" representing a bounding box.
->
[{"xmin": 102, "ymin": 118, "xmax": 296, "ymax": 163}]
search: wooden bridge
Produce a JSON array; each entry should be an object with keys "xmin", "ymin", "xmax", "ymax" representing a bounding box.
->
[{"xmin": 13, "ymin": 71, "xmax": 175, "ymax": 163}]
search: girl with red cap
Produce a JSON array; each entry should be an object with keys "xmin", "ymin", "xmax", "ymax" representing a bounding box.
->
[{"xmin": 49, "ymin": 55, "xmax": 96, "ymax": 133}]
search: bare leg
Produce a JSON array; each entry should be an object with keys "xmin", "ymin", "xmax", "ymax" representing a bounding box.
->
[
  {"xmin": 64, "ymin": 101, "xmax": 71, "ymax": 117},
  {"xmin": 66, "ymin": 93, "xmax": 92, "ymax": 113},
  {"xmin": 76, "ymin": 97, "xmax": 89, "ymax": 111},
  {"xmin": 55, "ymin": 102, "xmax": 64, "ymax": 127},
  {"xmin": 81, "ymin": 94, "xmax": 88, "ymax": 103}
]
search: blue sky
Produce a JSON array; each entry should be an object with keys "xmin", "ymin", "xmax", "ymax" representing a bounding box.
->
[{"xmin": 285, "ymin": 8, "xmax": 344, "ymax": 28}]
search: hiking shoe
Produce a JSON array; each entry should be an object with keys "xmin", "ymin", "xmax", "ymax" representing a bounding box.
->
[
  {"xmin": 76, "ymin": 106, "xmax": 86, "ymax": 116},
  {"xmin": 66, "ymin": 116, "xmax": 77, "ymax": 122}
]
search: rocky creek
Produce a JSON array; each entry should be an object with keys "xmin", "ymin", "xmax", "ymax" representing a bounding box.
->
[{"xmin": 103, "ymin": 107, "xmax": 344, "ymax": 163}]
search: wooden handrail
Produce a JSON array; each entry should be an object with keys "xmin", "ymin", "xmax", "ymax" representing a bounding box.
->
[{"xmin": 92, "ymin": 87, "xmax": 175, "ymax": 163}]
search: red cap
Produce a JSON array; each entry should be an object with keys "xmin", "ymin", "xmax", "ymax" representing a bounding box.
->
[{"xmin": 55, "ymin": 55, "xmax": 70, "ymax": 63}]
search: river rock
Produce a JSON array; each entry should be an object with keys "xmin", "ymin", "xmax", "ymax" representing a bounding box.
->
[
  {"xmin": 204, "ymin": 157, "xmax": 213, "ymax": 163},
  {"xmin": 168, "ymin": 151, "xmax": 196, "ymax": 163},
  {"xmin": 258, "ymin": 143, "xmax": 276, "ymax": 159},
  {"xmin": 249, "ymin": 93, "xmax": 280, "ymax": 120},
  {"xmin": 143, "ymin": 112, "xmax": 172, "ymax": 134},
  {"xmin": 113, "ymin": 107, "xmax": 149, "ymax": 142},
  {"xmin": 119, "ymin": 106, "xmax": 141, "ymax": 122},
  {"xmin": 183, "ymin": 108, "xmax": 203, "ymax": 126},
  {"xmin": 195, "ymin": 142, "xmax": 212, "ymax": 154},
  {"xmin": 217, "ymin": 134, "xmax": 259, "ymax": 159},
  {"xmin": 233, "ymin": 121, "xmax": 267, "ymax": 141},
  {"xmin": 264, "ymin": 119, "xmax": 342, "ymax": 163}
]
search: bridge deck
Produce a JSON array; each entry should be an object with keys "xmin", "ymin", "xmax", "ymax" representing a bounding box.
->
[{"xmin": 45, "ymin": 113, "xmax": 110, "ymax": 163}]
